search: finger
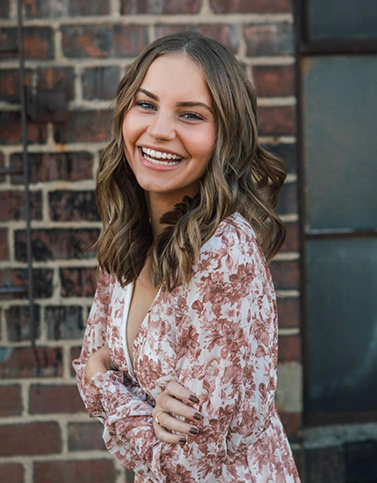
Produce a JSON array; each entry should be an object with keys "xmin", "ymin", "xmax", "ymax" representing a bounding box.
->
[
  {"xmin": 158, "ymin": 392, "xmax": 203, "ymax": 423},
  {"xmin": 154, "ymin": 410, "xmax": 200, "ymax": 437},
  {"xmin": 166, "ymin": 380, "xmax": 200, "ymax": 405},
  {"xmin": 153, "ymin": 419, "xmax": 187, "ymax": 445}
]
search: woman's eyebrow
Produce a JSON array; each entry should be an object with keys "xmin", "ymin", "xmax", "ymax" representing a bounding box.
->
[{"xmin": 137, "ymin": 88, "xmax": 212, "ymax": 113}]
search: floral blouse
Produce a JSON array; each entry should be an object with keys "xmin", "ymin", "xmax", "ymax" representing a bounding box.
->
[{"xmin": 73, "ymin": 213, "xmax": 300, "ymax": 482}]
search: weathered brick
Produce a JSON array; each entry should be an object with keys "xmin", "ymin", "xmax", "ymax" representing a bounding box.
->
[
  {"xmin": 70, "ymin": 346, "xmax": 81, "ymax": 377},
  {"xmin": 278, "ymin": 335, "xmax": 301, "ymax": 362},
  {"xmin": 253, "ymin": 65, "xmax": 295, "ymax": 97},
  {"xmin": 82, "ymin": 66, "xmax": 120, "ymax": 100},
  {"xmin": 45, "ymin": 306, "xmax": 84, "ymax": 340},
  {"xmin": 277, "ymin": 298, "xmax": 300, "ymax": 328},
  {"xmin": 0, "ymin": 190, "xmax": 42, "ymax": 221},
  {"xmin": 60, "ymin": 267, "xmax": 97, "ymax": 297},
  {"xmin": 53, "ymin": 110, "xmax": 111, "ymax": 143},
  {"xmin": 0, "ymin": 0, "xmax": 10, "ymax": 18},
  {"xmin": 270, "ymin": 260, "xmax": 300, "ymax": 290},
  {"xmin": 61, "ymin": 24, "xmax": 148, "ymax": 58},
  {"xmin": 0, "ymin": 112, "xmax": 47, "ymax": 145},
  {"xmin": 278, "ymin": 412, "xmax": 302, "ymax": 441},
  {"xmin": 277, "ymin": 181, "xmax": 297, "ymax": 215},
  {"xmin": 37, "ymin": 67, "xmax": 75, "ymax": 101},
  {"xmin": 0, "ymin": 384, "xmax": 23, "ymax": 417},
  {"xmin": 281, "ymin": 223, "xmax": 299, "ymax": 252},
  {"xmin": 305, "ymin": 446, "xmax": 345, "ymax": 483},
  {"xmin": 15, "ymin": 229, "xmax": 100, "ymax": 261},
  {"xmin": 68, "ymin": 421, "xmax": 106, "ymax": 451},
  {"xmin": 0, "ymin": 347, "xmax": 63, "ymax": 378},
  {"xmin": 259, "ymin": 106, "xmax": 296, "ymax": 136},
  {"xmin": 29, "ymin": 384, "xmax": 85, "ymax": 413},
  {"xmin": 0, "ymin": 422, "xmax": 61, "ymax": 456},
  {"xmin": 0, "ymin": 69, "xmax": 32, "ymax": 103},
  {"xmin": 24, "ymin": 0, "xmax": 110, "ymax": 17},
  {"xmin": 0, "ymin": 269, "xmax": 53, "ymax": 299},
  {"xmin": 155, "ymin": 24, "xmax": 239, "ymax": 53},
  {"xmin": 122, "ymin": 0, "xmax": 201, "ymax": 14},
  {"xmin": 10, "ymin": 152, "xmax": 94, "ymax": 184},
  {"xmin": 244, "ymin": 23, "xmax": 294, "ymax": 56},
  {"xmin": 5, "ymin": 305, "xmax": 41, "ymax": 342},
  {"xmin": 49, "ymin": 190, "xmax": 99, "ymax": 221},
  {"xmin": 263, "ymin": 142, "xmax": 297, "ymax": 174},
  {"xmin": 0, "ymin": 229, "xmax": 9, "ymax": 260},
  {"xmin": 210, "ymin": 0, "xmax": 291, "ymax": 13},
  {"xmin": 0, "ymin": 152, "xmax": 5, "ymax": 183},
  {"xmin": 34, "ymin": 460, "xmax": 117, "ymax": 483},
  {"xmin": 0, "ymin": 463, "xmax": 24, "ymax": 483},
  {"xmin": 0, "ymin": 27, "xmax": 54, "ymax": 60}
]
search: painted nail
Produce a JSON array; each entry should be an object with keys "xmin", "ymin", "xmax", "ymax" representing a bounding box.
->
[
  {"xmin": 189, "ymin": 427, "xmax": 199, "ymax": 435},
  {"xmin": 189, "ymin": 394, "xmax": 199, "ymax": 403},
  {"xmin": 179, "ymin": 437, "xmax": 187, "ymax": 444},
  {"xmin": 193, "ymin": 412, "xmax": 202, "ymax": 421}
]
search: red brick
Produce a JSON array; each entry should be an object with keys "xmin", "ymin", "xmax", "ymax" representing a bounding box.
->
[
  {"xmin": 281, "ymin": 223, "xmax": 299, "ymax": 252},
  {"xmin": 70, "ymin": 347, "xmax": 81, "ymax": 377},
  {"xmin": 0, "ymin": 69, "xmax": 32, "ymax": 103},
  {"xmin": 0, "ymin": 190, "xmax": 42, "ymax": 221},
  {"xmin": 0, "ymin": 112, "xmax": 47, "ymax": 145},
  {"xmin": 0, "ymin": 268, "xmax": 53, "ymax": 299},
  {"xmin": 278, "ymin": 411, "xmax": 302, "ymax": 441},
  {"xmin": 0, "ymin": 347, "xmax": 63, "ymax": 378},
  {"xmin": 60, "ymin": 267, "xmax": 97, "ymax": 297},
  {"xmin": 36, "ymin": 67, "xmax": 74, "ymax": 101},
  {"xmin": 155, "ymin": 24, "xmax": 239, "ymax": 53},
  {"xmin": 53, "ymin": 110, "xmax": 111, "ymax": 143},
  {"xmin": 0, "ymin": 384, "xmax": 23, "ymax": 417},
  {"xmin": 61, "ymin": 24, "xmax": 148, "ymax": 58},
  {"xmin": 263, "ymin": 142, "xmax": 297, "ymax": 174},
  {"xmin": 0, "ymin": 422, "xmax": 61, "ymax": 456},
  {"xmin": 270, "ymin": 260, "xmax": 300, "ymax": 289},
  {"xmin": 278, "ymin": 334, "xmax": 301, "ymax": 362},
  {"xmin": 277, "ymin": 297, "xmax": 300, "ymax": 328},
  {"xmin": 0, "ymin": 27, "xmax": 54, "ymax": 60},
  {"xmin": 30, "ymin": 384, "xmax": 85, "ymax": 414},
  {"xmin": 0, "ymin": 229, "xmax": 8, "ymax": 260},
  {"xmin": 48, "ymin": 190, "xmax": 99, "ymax": 221},
  {"xmin": 244, "ymin": 23, "xmax": 294, "ymax": 56},
  {"xmin": 5, "ymin": 305, "xmax": 41, "ymax": 342},
  {"xmin": 259, "ymin": 106, "xmax": 296, "ymax": 136},
  {"xmin": 24, "ymin": 0, "xmax": 110, "ymax": 17},
  {"xmin": 122, "ymin": 0, "xmax": 201, "ymax": 14},
  {"xmin": 210, "ymin": 0, "xmax": 291, "ymax": 13},
  {"xmin": 45, "ymin": 306, "xmax": 84, "ymax": 340},
  {"xmin": 15, "ymin": 228, "xmax": 99, "ymax": 262},
  {"xmin": 10, "ymin": 152, "xmax": 94, "ymax": 184},
  {"xmin": 34, "ymin": 460, "xmax": 117, "ymax": 483},
  {"xmin": 68, "ymin": 421, "xmax": 106, "ymax": 451},
  {"xmin": 82, "ymin": 66, "xmax": 120, "ymax": 100},
  {"xmin": 253, "ymin": 65, "xmax": 295, "ymax": 97},
  {"xmin": 0, "ymin": 463, "xmax": 24, "ymax": 483}
]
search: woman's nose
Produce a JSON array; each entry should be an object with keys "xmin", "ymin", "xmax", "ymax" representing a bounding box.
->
[{"xmin": 147, "ymin": 111, "xmax": 176, "ymax": 141}]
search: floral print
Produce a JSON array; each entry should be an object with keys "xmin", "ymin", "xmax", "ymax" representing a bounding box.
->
[{"xmin": 73, "ymin": 213, "xmax": 300, "ymax": 482}]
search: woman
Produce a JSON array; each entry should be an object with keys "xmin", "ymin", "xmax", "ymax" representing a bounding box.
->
[{"xmin": 73, "ymin": 31, "xmax": 300, "ymax": 482}]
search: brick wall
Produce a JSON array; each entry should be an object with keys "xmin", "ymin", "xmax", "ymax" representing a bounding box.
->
[{"xmin": 0, "ymin": 1, "xmax": 302, "ymax": 481}]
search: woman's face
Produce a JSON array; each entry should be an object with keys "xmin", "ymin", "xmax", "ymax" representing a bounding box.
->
[{"xmin": 122, "ymin": 54, "xmax": 216, "ymax": 203}]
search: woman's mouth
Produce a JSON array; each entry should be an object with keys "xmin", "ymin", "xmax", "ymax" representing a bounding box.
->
[{"xmin": 139, "ymin": 147, "xmax": 184, "ymax": 166}]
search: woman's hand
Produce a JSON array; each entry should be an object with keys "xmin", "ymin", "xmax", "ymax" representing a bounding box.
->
[
  {"xmin": 152, "ymin": 380, "xmax": 203, "ymax": 445},
  {"xmin": 85, "ymin": 345, "xmax": 117, "ymax": 383}
]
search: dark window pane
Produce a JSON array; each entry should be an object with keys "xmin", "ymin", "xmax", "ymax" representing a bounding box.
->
[
  {"xmin": 303, "ymin": 56, "xmax": 377, "ymax": 230},
  {"xmin": 308, "ymin": 0, "xmax": 377, "ymax": 41},
  {"xmin": 307, "ymin": 238, "xmax": 377, "ymax": 414}
]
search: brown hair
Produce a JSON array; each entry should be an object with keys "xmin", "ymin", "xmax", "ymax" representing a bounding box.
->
[{"xmin": 96, "ymin": 31, "xmax": 286, "ymax": 290}]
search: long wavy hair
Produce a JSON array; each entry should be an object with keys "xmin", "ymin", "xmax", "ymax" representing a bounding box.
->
[{"xmin": 96, "ymin": 31, "xmax": 287, "ymax": 291}]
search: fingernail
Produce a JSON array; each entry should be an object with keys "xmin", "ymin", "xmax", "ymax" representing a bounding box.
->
[
  {"xmin": 193, "ymin": 412, "xmax": 202, "ymax": 421},
  {"xmin": 179, "ymin": 437, "xmax": 187, "ymax": 444},
  {"xmin": 189, "ymin": 394, "xmax": 199, "ymax": 403},
  {"xmin": 189, "ymin": 427, "xmax": 199, "ymax": 435}
]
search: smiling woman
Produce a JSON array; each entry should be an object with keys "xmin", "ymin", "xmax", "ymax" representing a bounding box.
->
[{"xmin": 73, "ymin": 31, "xmax": 300, "ymax": 482}]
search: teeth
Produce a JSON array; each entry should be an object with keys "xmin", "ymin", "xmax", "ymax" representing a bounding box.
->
[{"xmin": 142, "ymin": 147, "xmax": 182, "ymax": 162}]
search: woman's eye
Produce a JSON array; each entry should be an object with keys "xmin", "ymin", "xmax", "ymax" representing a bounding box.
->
[
  {"xmin": 136, "ymin": 101, "xmax": 156, "ymax": 110},
  {"xmin": 181, "ymin": 112, "xmax": 203, "ymax": 121}
]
